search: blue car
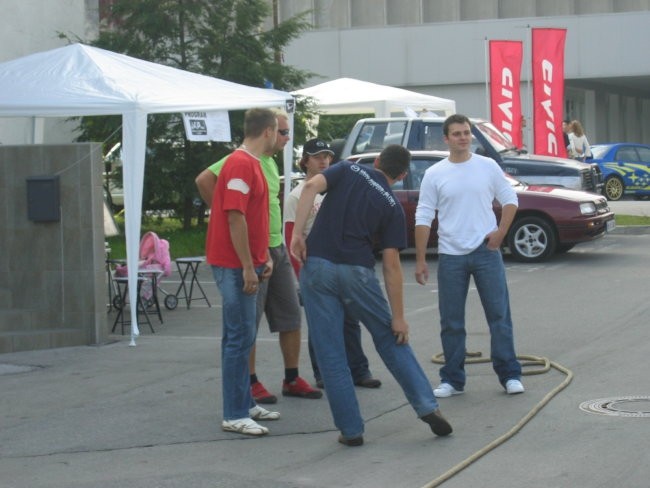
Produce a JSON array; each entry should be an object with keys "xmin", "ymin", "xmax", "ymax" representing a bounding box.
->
[{"xmin": 590, "ymin": 143, "xmax": 650, "ymax": 200}]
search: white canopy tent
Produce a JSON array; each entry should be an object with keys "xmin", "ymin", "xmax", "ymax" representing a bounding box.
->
[
  {"xmin": 0, "ymin": 43, "xmax": 294, "ymax": 345},
  {"xmin": 293, "ymin": 77, "xmax": 456, "ymax": 117}
]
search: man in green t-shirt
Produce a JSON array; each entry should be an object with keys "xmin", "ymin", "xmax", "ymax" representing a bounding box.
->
[{"xmin": 196, "ymin": 112, "xmax": 321, "ymax": 404}]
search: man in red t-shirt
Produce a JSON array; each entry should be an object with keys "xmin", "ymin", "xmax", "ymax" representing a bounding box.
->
[{"xmin": 207, "ymin": 108, "xmax": 280, "ymax": 436}]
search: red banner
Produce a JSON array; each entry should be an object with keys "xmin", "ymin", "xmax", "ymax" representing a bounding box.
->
[
  {"xmin": 532, "ymin": 28, "xmax": 567, "ymax": 157},
  {"xmin": 489, "ymin": 40, "xmax": 523, "ymax": 148}
]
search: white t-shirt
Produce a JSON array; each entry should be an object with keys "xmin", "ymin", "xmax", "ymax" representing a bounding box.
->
[
  {"xmin": 415, "ymin": 153, "xmax": 518, "ymax": 255},
  {"xmin": 283, "ymin": 180, "xmax": 325, "ymax": 237},
  {"xmin": 569, "ymin": 133, "xmax": 591, "ymax": 159}
]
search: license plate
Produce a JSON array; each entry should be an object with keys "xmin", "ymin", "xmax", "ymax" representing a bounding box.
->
[{"xmin": 606, "ymin": 219, "xmax": 616, "ymax": 232}]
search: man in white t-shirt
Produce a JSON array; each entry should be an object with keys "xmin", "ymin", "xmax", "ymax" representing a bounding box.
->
[{"xmin": 414, "ymin": 114, "xmax": 524, "ymax": 398}]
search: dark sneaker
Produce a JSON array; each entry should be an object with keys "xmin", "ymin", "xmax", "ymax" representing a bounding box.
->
[
  {"xmin": 251, "ymin": 381, "xmax": 277, "ymax": 404},
  {"xmin": 282, "ymin": 376, "xmax": 323, "ymax": 399},
  {"xmin": 338, "ymin": 434, "xmax": 364, "ymax": 447},
  {"xmin": 354, "ymin": 377, "xmax": 382, "ymax": 388},
  {"xmin": 421, "ymin": 409, "xmax": 453, "ymax": 437}
]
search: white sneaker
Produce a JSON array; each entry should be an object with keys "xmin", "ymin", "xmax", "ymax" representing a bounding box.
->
[
  {"xmin": 505, "ymin": 379, "xmax": 525, "ymax": 394},
  {"xmin": 433, "ymin": 383, "xmax": 464, "ymax": 398},
  {"xmin": 249, "ymin": 405, "xmax": 281, "ymax": 421},
  {"xmin": 222, "ymin": 417, "xmax": 269, "ymax": 436}
]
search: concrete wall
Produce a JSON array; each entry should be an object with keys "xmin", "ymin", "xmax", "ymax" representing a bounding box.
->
[
  {"xmin": 0, "ymin": 0, "xmax": 98, "ymax": 145},
  {"xmin": 272, "ymin": 0, "xmax": 650, "ymax": 28},
  {"xmin": 0, "ymin": 143, "xmax": 108, "ymax": 353}
]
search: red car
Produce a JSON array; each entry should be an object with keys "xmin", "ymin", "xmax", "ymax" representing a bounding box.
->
[{"xmin": 348, "ymin": 151, "xmax": 616, "ymax": 262}]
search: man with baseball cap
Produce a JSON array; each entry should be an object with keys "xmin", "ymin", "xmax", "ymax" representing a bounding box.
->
[
  {"xmin": 285, "ymin": 138, "xmax": 382, "ymax": 392},
  {"xmin": 302, "ymin": 138, "xmax": 334, "ymax": 158}
]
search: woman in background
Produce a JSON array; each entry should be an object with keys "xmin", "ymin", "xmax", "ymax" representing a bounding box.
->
[{"xmin": 568, "ymin": 120, "xmax": 592, "ymax": 162}]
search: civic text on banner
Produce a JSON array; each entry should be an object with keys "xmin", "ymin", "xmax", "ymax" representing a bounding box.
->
[
  {"xmin": 531, "ymin": 28, "xmax": 567, "ymax": 157},
  {"xmin": 489, "ymin": 40, "xmax": 524, "ymax": 149}
]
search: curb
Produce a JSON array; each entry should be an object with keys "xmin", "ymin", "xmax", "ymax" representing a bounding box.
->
[{"xmin": 610, "ymin": 225, "xmax": 650, "ymax": 235}]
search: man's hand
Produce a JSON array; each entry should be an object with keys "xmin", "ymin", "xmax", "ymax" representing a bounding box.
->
[
  {"xmin": 290, "ymin": 234, "xmax": 306, "ymax": 266},
  {"xmin": 259, "ymin": 258, "xmax": 274, "ymax": 281},
  {"xmin": 243, "ymin": 267, "xmax": 259, "ymax": 295},
  {"xmin": 392, "ymin": 317, "xmax": 410, "ymax": 345},
  {"xmin": 415, "ymin": 261, "xmax": 429, "ymax": 285},
  {"xmin": 484, "ymin": 231, "xmax": 504, "ymax": 250}
]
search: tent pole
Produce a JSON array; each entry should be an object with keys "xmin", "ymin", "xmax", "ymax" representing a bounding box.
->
[
  {"xmin": 282, "ymin": 109, "xmax": 295, "ymax": 227},
  {"xmin": 122, "ymin": 110, "xmax": 148, "ymax": 346}
]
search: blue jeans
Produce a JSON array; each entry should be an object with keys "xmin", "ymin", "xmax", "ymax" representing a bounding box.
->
[
  {"xmin": 300, "ymin": 257, "xmax": 439, "ymax": 438},
  {"xmin": 308, "ymin": 313, "xmax": 373, "ymax": 384},
  {"xmin": 212, "ymin": 266, "xmax": 262, "ymax": 420},
  {"xmin": 437, "ymin": 243, "xmax": 521, "ymax": 390}
]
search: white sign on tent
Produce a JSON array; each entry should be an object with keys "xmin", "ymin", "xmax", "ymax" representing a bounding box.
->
[{"xmin": 182, "ymin": 111, "xmax": 232, "ymax": 142}]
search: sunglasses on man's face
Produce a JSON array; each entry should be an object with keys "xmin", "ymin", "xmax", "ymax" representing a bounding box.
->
[{"xmin": 278, "ymin": 129, "xmax": 290, "ymax": 136}]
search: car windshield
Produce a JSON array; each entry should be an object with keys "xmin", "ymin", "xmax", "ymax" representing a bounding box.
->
[
  {"xmin": 475, "ymin": 121, "xmax": 518, "ymax": 153},
  {"xmin": 351, "ymin": 121, "xmax": 407, "ymax": 155},
  {"xmin": 589, "ymin": 145, "xmax": 611, "ymax": 159}
]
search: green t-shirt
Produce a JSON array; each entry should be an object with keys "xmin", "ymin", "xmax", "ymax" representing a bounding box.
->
[{"xmin": 209, "ymin": 153, "xmax": 282, "ymax": 247}]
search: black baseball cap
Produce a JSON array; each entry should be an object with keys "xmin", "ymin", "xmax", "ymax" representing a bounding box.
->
[{"xmin": 303, "ymin": 138, "xmax": 334, "ymax": 156}]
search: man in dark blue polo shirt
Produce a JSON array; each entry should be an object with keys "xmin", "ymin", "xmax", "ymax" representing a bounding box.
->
[{"xmin": 290, "ymin": 144, "xmax": 452, "ymax": 447}]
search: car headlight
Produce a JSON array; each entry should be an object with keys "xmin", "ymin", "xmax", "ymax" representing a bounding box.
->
[{"xmin": 579, "ymin": 202, "xmax": 597, "ymax": 215}]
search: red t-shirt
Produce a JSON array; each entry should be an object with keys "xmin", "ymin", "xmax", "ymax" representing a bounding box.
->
[{"xmin": 206, "ymin": 149, "xmax": 269, "ymax": 268}]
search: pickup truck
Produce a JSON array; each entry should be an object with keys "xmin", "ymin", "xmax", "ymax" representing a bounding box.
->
[{"xmin": 335, "ymin": 117, "xmax": 603, "ymax": 193}]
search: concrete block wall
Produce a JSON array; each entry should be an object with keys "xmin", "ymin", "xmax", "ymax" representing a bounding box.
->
[{"xmin": 0, "ymin": 143, "xmax": 108, "ymax": 353}]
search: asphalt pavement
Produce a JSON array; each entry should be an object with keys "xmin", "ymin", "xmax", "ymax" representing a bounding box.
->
[{"xmin": 2, "ymin": 201, "xmax": 650, "ymax": 488}]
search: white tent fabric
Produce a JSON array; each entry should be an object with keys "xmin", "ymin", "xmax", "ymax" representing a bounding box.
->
[
  {"xmin": 293, "ymin": 77, "xmax": 456, "ymax": 117},
  {"xmin": 0, "ymin": 43, "xmax": 294, "ymax": 345}
]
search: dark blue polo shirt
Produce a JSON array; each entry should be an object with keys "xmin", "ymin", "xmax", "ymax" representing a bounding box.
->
[{"xmin": 306, "ymin": 161, "xmax": 406, "ymax": 268}]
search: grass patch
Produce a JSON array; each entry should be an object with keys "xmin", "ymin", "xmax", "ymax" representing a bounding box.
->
[
  {"xmin": 106, "ymin": 217, "xmax": 207, "ymax": 259},
  {"xmin": 105, "ymin": 213, "xmax": 650, "ymax": 260},
  {"xmin": 615, "ymin": 215, "xmax": 650, "ymax": 226}
]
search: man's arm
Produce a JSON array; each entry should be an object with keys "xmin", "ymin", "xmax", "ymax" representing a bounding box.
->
[
  {"xmin": 414, "ymin": 225, "xmax": 431, "ymax": 285},
  {"xmin": 382, "ymin": 248, "xmax": 409, "ymax": 345},
  {"xmin": 290, "ymin": 174, "xmax": 327, "ymax": 264},
  {"xmin": 195, "ymin": 168, "xmax": 217, "ymax": 207},
  {"xmin": 283, "ymin": 191, "xmax": 302, "ymax": 276},
  {"xmin": 227, "ymin": 210, "xmax": 259, "ymax": 294},
  {"xmin": 284, "ymin": 221, "xmax": 301, "ymax": 277},
  {"xmin": 486, "ymin": 203, "xmax": 517, "ymax": 250}
]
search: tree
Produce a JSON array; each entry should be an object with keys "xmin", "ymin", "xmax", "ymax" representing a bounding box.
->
[{"xmin": 70, "ymin": 0, "xmax": 313, "ymax": 229}]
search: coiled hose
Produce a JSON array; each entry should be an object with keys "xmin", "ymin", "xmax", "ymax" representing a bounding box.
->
[{"xmin": 420, "ymin": 352, "xmax": 573, "ymax": 488}]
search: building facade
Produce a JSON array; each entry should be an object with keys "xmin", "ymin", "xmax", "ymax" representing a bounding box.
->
[
  {"xmin": 2, "ymin": 1, "xmax": 648, "ymax": 146},
  {"xmin": 272, "ymin": 0, "xmax": 650, "ymax": 146},
  {"xmin": 0, "ymin": 0, "xmax": 99, "ymax": 145}
]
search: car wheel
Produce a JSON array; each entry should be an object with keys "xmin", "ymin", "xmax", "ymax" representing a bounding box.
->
[
  {"xmin": 604, "ymin": 175, "xmax": 624, "ymax": 201},
  {"xmin": 507, "ymin": 216, "xmax": 556, "ymax": 262}
]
